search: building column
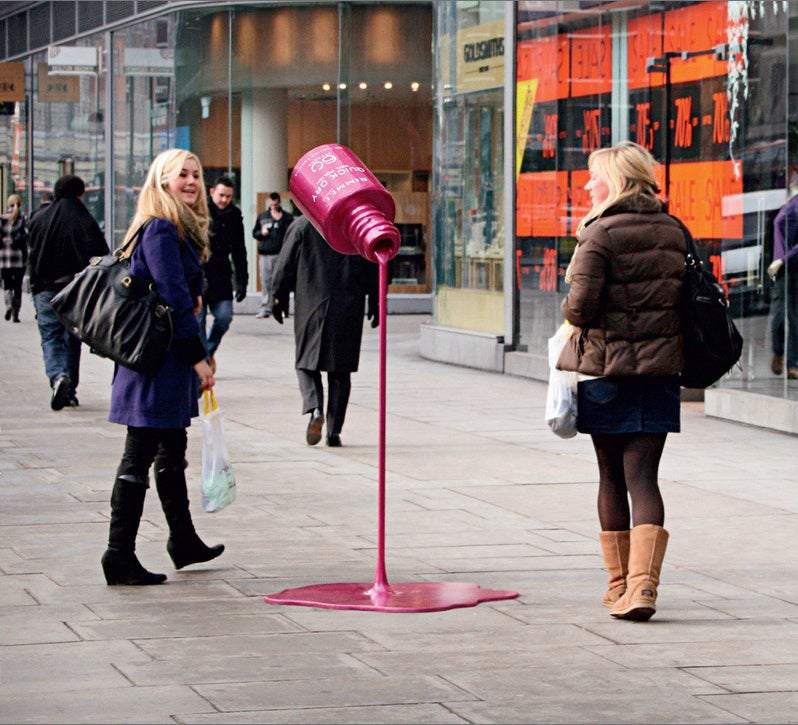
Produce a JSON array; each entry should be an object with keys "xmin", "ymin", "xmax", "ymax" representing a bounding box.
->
[{"xmin": 240, "ymin": 86, "xmax": 288, "ymax": 293}]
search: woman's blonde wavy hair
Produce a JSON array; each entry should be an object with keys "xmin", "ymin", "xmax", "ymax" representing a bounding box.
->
[
  {"xmin": 575, "ymin": 140, "xmax": 661, "ymax": 239},
  {"xmin": 564, "ymin": 141, "xmax": 661, "ymax": 283},
  {"xmin": 122, "ymin": 148, "xmax": 210, "ymax": 260}
]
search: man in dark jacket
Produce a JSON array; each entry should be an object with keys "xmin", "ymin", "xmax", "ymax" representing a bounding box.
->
[
  {"xmin": 28, "ymin": 174, "xmax": 108, "ymax": 410},
  {"xmin": 199, "ymin": 176, "xmax": 248, "ymax": 372},
  {"xmin": 252, "ymin": 192, "xmax": 294, "ymax": 319},
  {"xmin": 271, "ymin": 215, "xmax": 378, "ymax": 447}
]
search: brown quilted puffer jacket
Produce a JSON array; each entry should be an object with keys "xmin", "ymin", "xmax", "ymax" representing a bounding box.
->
[{"xmin": 557, "ymin": 195, "xmax": 687, "ymax": 377}]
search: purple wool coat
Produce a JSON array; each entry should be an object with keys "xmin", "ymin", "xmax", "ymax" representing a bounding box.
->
[{"xmin": 108, "ymin": 218, "xmax": 205, "ymax": 429}]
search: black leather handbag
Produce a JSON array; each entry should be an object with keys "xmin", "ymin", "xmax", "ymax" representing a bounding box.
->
[
  {"xmin": 50, "ymin": 222, "xmax": 173, "ymax": 376},
  {"xmin": 674, "ymin": 217, "xmax": 744, "ymax": 388}
]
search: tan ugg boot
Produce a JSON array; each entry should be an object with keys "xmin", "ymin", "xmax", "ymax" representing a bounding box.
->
[
  {"xmin": 610, "ymin": 524, "xmax": 668, "ymax": 621},
  {"xmin": 599, "ymin": 530, "xmax": 630, "ymax": 607}
]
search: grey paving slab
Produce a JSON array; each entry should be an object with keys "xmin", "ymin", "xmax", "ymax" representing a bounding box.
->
[
  {"xmin": 132, "ymin": 630, "xmax": 388, "ymax": 661},
  {"xmin": 193, "ymin": 674, "xmax": 476, "ymax": 712},
  {"xmin": 3, "ymin": 313, "xmax": 798, "ymax": 724},
  {"xmin": 684, "ymin": 663, "xmax": 798, "ymax": 692},
  {"xmin": 117, "ymin": 651, "xmax": 376, "ymax": 686},
  {"xmin": 179, "ymin": 703, "xmax": 471, "ymax": 724},
  {"xmin": 0, "ymin": 686, "xmax": 213, "ymax": 724},
  {"xmin": 698, "ymin": 692, "xmax": 798, "ymax": 724},
  {"xmin": 449, "ymin": 690, "xmax": 748, "ymax": 725}
]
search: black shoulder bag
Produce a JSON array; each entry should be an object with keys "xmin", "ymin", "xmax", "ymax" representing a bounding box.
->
[
  {"xmin": 50, "ymin": 222, "xmax": 173, "ymax": 376},
  {"xmin": 674, "ymin": 217, "xmax": 744, "ymax": 388}
]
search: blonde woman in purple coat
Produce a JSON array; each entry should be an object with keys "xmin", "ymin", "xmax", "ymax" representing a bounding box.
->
[{"xmin": 101, "ymin": 149, "xmax": 223, "ymax": 586}]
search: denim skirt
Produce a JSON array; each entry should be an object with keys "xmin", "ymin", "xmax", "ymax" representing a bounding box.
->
[{"xmin": 576, "ymin": 375, "xmax": 681, "ymax": 434}]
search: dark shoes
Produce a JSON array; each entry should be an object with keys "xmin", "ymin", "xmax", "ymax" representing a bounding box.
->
[
  {"xmin": 772, "ymin": 355, "xmax": 785, "ymax": 375},
  {"xmin": 167, "ymin": 534, "xmax": 225, "ymax": 570},
  {"xmin": 67, "ymin": 395, "xmax": 79, "ymax": 407},
  {"xmin": 306, "ymin": 408, "xmax": 324, "ymax": 446},
  {"xmin": 4, "ymin": 308, "xmax": 11, "ymax": 321},
  {"xmin": 305, "ymin": 410, "xmax": 343, "ymax": 446},
  {"xmin": 101, "ymin": 549, "xmax": 167, "ymax": 585},
  {"xmin": 51, "ymin": 374, "xmax": 72, "ymax": 411}
]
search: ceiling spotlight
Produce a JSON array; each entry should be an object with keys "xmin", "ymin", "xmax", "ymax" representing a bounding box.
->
[
  {"xmin": 410, "ymin": 82, "xmax": 420, "ymax": 92},
  {"xmin": 338, "ymin": 82, "xmax": 347, "ymax": 90},
  {"xmin": 322, "ymin": 83, "xmax": 331, "ymax": 91},
  {"xmin": 383, "ymin": 81, "xmax": 393, "ymax": 90},
  {"xmin": 359, "ymin": 81, "xmax": 368, "ymax": 90}
]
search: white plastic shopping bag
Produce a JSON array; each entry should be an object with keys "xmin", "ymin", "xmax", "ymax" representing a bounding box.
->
[
  {"xmin": 200, "ymin": 389, "xmax": 236, "ymax": 512},
  {"xmin": 545, "ymin": 323, "xmax": 578, "ymax": 439}
]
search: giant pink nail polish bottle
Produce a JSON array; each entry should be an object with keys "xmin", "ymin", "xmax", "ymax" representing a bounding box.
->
[
  {"xmin": 265, "ymin": 144, "xmax": 520, "ymax": 611},
  {"xmin": 288, "ymin": 143, "xmax": 401, "ymax": 265}
]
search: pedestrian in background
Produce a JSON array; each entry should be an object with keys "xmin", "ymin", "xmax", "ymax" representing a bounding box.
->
[
  {"xmin": 557, "ymin": 141, "xmax": 687, "ymax": 621},
  {"xmin": 102, "ymin": 148, "xmax": 223, "ymax": 586},
  {"xmin": 271, "ymin": 215, "xmax": 378, "ymax": 447},
  {"xmin": 1, "ymin": 193, "xmax": 28, "ymax": 323},
  {"xmin": 27, "ymin": 175, "xmax": 108, "ymax": 410},
  {"xmin": 29, "ymin": 191, "xmax": 54, "ymax": 221},
  {"xmin": 199, "ymin": 176, "xmax": 248, "ymax": 373},
  {"xmin": 253, "ymin": 191, "xmax": 294, "ymax": 319},
  {"xmin": 767, "ymin": 188, "xmax": 798, "ymax": 379}
]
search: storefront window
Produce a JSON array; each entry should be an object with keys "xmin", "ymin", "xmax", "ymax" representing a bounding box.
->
[
  {"xmin": 113, "ymin": 16, "xmax": 179, "ymax": 244},
  {"xmin": 176, "ymin": 3, "xmax": 432, "ymax": 293},
  {"xmin": 0, "ymin": 2, "xmax": 432, "ymax": 292},
  {"xmin": 514, "ymin": 0, "xmax": 796, "ymax": 400},
  {"xmin": 23, "ymin": 41, "xmax": 105, "ymax": 225},
  {"xmin": 433, "ymin": 0, "xmax": 505, "ymax": 334}
]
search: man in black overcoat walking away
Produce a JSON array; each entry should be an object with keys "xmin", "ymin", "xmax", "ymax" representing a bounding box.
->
[{"xmin": 271, "ymin": 215, "xmax": 378, "ymax": 447}]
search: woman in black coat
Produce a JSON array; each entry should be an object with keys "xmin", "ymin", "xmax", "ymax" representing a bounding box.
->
[{"xmin": 271, "ymin": 215, "xmax": 378, "ymax": 447}]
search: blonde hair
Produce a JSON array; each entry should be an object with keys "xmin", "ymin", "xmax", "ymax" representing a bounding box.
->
[
  {"xmin": 123, "ymin": 148, "xmax": 210, "ymax": 259},
  {"xmin": 565, "ymin": 141, "xmax": 661, "ymax": 282},
  {"xmin": 6, "ymin": 194, "xmax": 21, "ymax": 224},
  {"xmin": 575, "ymin": 140, "xmax": 660, "ymax": 238}
]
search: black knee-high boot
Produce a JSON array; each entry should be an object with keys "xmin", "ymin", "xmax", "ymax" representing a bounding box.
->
[
  {"xmin": 101, "ymin": 475, "xmax": 167, "ymax": 585},
  {"xmin": 154, "ymin": 460, "xmax": 224, "ymax": 569}
]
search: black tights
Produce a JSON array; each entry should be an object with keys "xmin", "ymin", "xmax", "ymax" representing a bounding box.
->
[{"xmin": 591, "ymin": 432, "xmax": 667, "ymax": 531}]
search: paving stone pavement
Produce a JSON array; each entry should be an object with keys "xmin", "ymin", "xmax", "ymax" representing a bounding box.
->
[{"xmin": 2, "ymin": 307, "xmax": 798, "ymax": 724}]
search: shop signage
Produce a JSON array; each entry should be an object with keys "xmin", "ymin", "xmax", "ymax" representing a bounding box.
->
[
  {"xmin": 0, "ymin": 62, "xmax": 24, "ymax": 102},
  {"xmin": 37, "ymin": 63, "xmax": 80, "ymax": 102},
  {"xmin": 48, "ymin": 45, "xmax": 99, "ymax": 75},
  {"xmin": 456, "ymin": 19, "xmax": 505, "ymax": 92},
  {"xmin": 123, "ymin": 47, "xmax": 174, "ymax": 76}
]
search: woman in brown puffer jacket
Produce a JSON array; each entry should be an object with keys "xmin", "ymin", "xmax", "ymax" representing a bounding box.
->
[{"xmin": 558, "ymin": 141, "xmax": 687, "ymax": 622}]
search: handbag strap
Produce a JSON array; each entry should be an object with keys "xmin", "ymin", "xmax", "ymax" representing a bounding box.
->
[
  {"xmin": 115, "ymin": 219, "xmax": 153, "ymax": 258},
  {"xmin": 669, "ymin": 214, "xmax": 700, "ymax": 268}
]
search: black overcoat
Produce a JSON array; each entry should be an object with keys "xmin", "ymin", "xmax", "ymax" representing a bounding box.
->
[
  {"xmin": 27, "ymin": 197, "xmax": 108, "ymax": 294},
  {"xmin": 271, "ymin": 216, "xmax": 378, "ymax": 372}
]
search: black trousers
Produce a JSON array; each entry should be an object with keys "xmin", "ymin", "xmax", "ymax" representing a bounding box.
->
[
  {"xmin": 117, "ymin": 426, "xmax": 187, "ymax": 484},
  {"xmin": 1, "ymin": 267, "xmax": 24, "ymax": 314}
]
